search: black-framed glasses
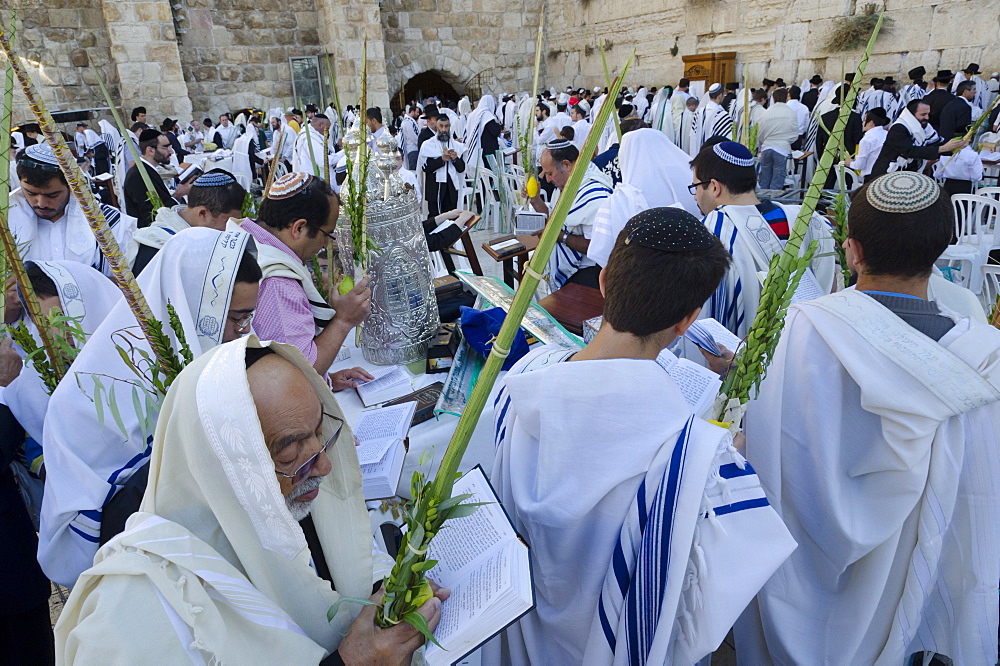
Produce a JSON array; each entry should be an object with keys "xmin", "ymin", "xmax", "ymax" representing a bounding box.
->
[
  {"xmin": 275, "ymin": 413, "xmax": 344, "ymax": 484},
  {"xmin": 688, "ymin": 180, "xmax": 711, "ymax": 195},
  {"xmin": 309, "ymin": 223, "xmax": 337, "ymax": 242}
]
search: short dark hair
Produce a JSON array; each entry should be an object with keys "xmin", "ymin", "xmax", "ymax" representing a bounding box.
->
[
  {"xmin": 235, "ymin": 246, "xmax": 262, "ymax": 284},
  {"xmin": 130, "ymin": 122, "xmax": 147, "ymax": 133},
  {"xmin": 546, "ymin": 142, "xmax": 578, "ymax": 166},
  {"xmin": 620, "ymin": 118, "xmax": 647, "ymax": 134},
  {"xmin": 559, "ymin": 125, "xmax": 575, "ymax": 141},
  {"xmin": 188, "ymin": 171, "xmax": 248, "ymax": 216},
  {"xmin": 603, "ymin": 221, "xmax": 731, "ymax": 337},
  {"xmin": 772, "ymin": 88, "xmax": 788, "ymax": 103},
  {"xmin": 679, "ymin": 78, "xmax": 690, "ymax": 87},
  {"xmin": 789, "ymin": 85, "xmax": 801, "ymax": 100},
  {"xmin": 26, "ymin": 263, "xmax": 59, "ymax": 299},
  {"xmin": 536, "ymin": 103, "xmax": 550, "ymax": 118},
  {"xmin": 848, "ymin": 177, "xmax": 951, "ymax": 278},
  {"xmin": 257, "ymin": 176, "xmax": 337, "ymax": 237},
  {"xmin": 752, "ymin": 88, "xmax": 767, "ymax": 102},
  {"xmin": 203, "ymin": 118, "xmax": 213, "ymax": 127},
  {"xmin": 366, "ymin": 107, "xmax": 382, "ymax": 123},
  {"xmin": 906, "ymin": 98, "xmax": 929, "ymax": 115},
  {"xmin": 956, "ymin": 80, "xmax": 976, "ymax": 95},
  {"xmin": 690, "ymin": 143, "xmax": 756, "ymax": 195},
  {"xmin": 130, "ymin": 106, "xmax": 146, "ymax": 121},
  {"xmin": 864, "ymin": 108, "xmax": 889, "ymax": 127},
  {"xmin": 16, "ymin": 159, "xmax": 67, "ymax": 188}
]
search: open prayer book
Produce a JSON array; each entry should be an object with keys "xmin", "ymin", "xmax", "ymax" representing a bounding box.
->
[
  {"xmin": 356, "ymin": 366, "xmax": 413, "ymax": 407},
  {"xmin": 758, "ymin": 267, "xmax": 825, "ymax": 304},
  {"xmin": 423, "ymin": 466, "xmax": 534, "ymax": 665},
  {"xmin": 355, "ymin": 402, "xmax": 415, "ymax": 499},
  {"xmin": 685, "ymin": 318, "xmax": 743, "ymax": 357},
  {"xmin": 656, "ymin": 350, "xmax": 722, "ymax": 419}
]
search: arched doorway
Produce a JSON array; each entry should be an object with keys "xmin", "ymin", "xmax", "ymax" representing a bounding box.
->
[{"xmin": 391, "ymin": 70, "xmax": 464, "ymax": 118}]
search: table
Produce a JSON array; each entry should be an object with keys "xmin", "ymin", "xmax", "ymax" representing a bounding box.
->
[
  {"xmin": 481, "ymin": 234, "xmax": 539, "ymax": 288},
  {"xmin": 536, "ymin": 282, "xmax": 604, "ymax": 335},
  {"xmin": 327, "ymin": 334, "xmax": 504, "ymax": 501}
]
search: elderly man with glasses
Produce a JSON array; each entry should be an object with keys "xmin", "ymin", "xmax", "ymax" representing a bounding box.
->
[
  {"xmin": 236, "ymin": 172, "xmax": 374, "ymax": 391},
  {"xmin": 54, "ymin": 338, "xmax": 448, "ymax": 663}
]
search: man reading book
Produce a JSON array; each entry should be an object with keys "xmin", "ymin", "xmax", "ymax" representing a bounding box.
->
[{"xmin": 487, "ymin": 207, "xmax": 795, "ymax": 664}]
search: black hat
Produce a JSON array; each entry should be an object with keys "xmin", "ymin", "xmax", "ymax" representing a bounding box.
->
[
  {"xmin": 20, "ymin": 123, "xmax": 40, "ymax": 134},
  {"xmin": 775, "ymin": 78, "xmax": 786, "ymax": 87},
  {"xmin": 870, "ymin": 77, "xmax": 883, "ymax": 85},
  {"xmin": 725, "ymin": 82, "xmax": 739, "ymax": 91},
  {"xmin": 933, "ymin": 69, "xmax": 954, "ymax": 82},
  {"xmin": 138, "ymin": 128, "xmax": 162, "ymax": 143},
  {"xmin": 809, "ymin": 74, "xmax": 823, "ymax": 85},
  {"xmin": 762, "ymin": 78, "xmax": 775, "ymax": 87},
  {"xmin": 845, "ymin": 72, "xmax": 856, "ymax": 82},
  {"xmin": 963, "ymin": 63, "xmax": 981, "ymax": 74},
  {"xmin": 76, "ymin": 122, "xmax": 88, "ymax": 127},
  {"xmin": 907, "ymin": 66, "xmax": 926, "ymax": 81},
  {"xmin": 882, "ymin": 76, "xmax": 896, "ymax": 85},
  {"xmin": 305, "ymin": 104, "xmax": 318, "ymax": 112}
]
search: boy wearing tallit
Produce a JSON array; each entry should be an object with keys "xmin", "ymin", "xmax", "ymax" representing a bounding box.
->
[
  {"xmin": 54, "ymin": 337, "xmax": 447, "ymax": 663},
  {"xmin": 126, "ymin": 169, "xmax": 247, "ymax": 275},
  {"xmin": 692, "ymin": 141, "xmax": 835, "ymax": 337},
  {"xmin": 487, "ymin": 208, "xmax": 795, "ymax": 665},
  {"xmin": 737, "ymin": 173, "xmax": 1000, "ymax": 664}
]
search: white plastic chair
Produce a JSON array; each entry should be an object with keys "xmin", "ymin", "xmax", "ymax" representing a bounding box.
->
[
  {"xmin": 952, "ymin": 194, "xmax": 1000, "ymax": 251},
  {"xmin": 975, "ymin": 186, "xmax": 1000, "ymax": 205},
  {"xmin": 981, "ymin": 264, "xmax": 1000, "ymax": 307}
]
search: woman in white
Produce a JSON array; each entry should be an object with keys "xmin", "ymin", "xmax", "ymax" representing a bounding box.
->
[{"xmin": 589, "ymin": 128, "xmax": 701, "ymax": 266}]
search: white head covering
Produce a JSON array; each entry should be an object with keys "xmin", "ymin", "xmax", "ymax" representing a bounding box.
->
[
  {"xmin": 38, "ymin": 226, "xmax": 259, "ymax": 587},
  {"xmin": 463, "ymin": 94, "xmax": 500, "ymax": 167},
  {"xmin": 5, "ymin": 261, "xmax": 122, "ymax": 445},
  {"xmin": 54, "ymin": 337, "xmax": 374, "ymax": 661},
  {"xmin": 458, "ymin": 95, "xmax": 472, "ymax": 116},
  {"xmin": 589, "ymin": 128, "xmax": 700, "ymax": 266},
  {"xmin": 98, "ymin": 119, "xmax": 121, "ymax": 153}
]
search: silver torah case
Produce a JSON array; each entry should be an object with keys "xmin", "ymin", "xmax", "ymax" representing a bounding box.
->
[{"xmin": 335, "ymin": 130, "xmax": 441, "ymax": 365}]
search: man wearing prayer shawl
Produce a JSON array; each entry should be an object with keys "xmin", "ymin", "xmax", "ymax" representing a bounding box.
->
[
  {"xmin": 869, "ymin": 98, "xmax": 966, "ymax": 179},
  {"xmin": 463, "ymin": 95, "xmax": 503, "ymax": 169},
  {"xmin": 648, "ymin": 86, "xmax": 675, "ymax": 141},
  {"xmin": 54, "ymin": 337, "xmax": 446, "ymax": 663},
  {"xmin": 487, "ymin": 208, "xmax": 795, "ymax": 665},
  {"xmin": 10, "ymin": 144, "xmax": 136, "ymax": 278},
  {"xmin": 126, "ymin": 170, "xmax": 247, "ymax": 275},
  {"xmin": 737, "ymin": 172, "xmax": 1000, "ymax": 665},
  {"xmin": 236, "ymin": 173, "xmax": 374, "ymax": 389},
  {"xmin": 38, "ymin": 227, "xmax": 262, "ymax": 588},
  {"xmin": 692, "ymin": 84, "xmax": 732, "ymax": 156},
  {"xmin": 691, "ymin": 141, "xmax": 835, "ymax": 337},
  {"xmin": 212, "ymin": 113, "xmax": 240, "ymax": 150},
  {"xmin": 569, "ymin": 103, "xmax": 592, "ymax": 152},
  {"xmin": 524, "ymin": 139, "xmax": 613, "ymax": 295},
  {"xmin": 589, "ymin": 128, "xmax": 700, "ymax": 267},
  {"xmin": 294, "ymin": 116, "xmax": 332, "ymax": 177},
  {"xmin": 4, "ymin": 261, "xmax": 121, "ymax": 478},
  {"xmin": 417, "ymin": 116, "xmax": 467, "ymax": 217}
]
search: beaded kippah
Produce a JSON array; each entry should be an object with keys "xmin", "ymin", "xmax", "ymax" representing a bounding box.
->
[
  {"xmin": 545, "ymin": 138, "xmax": 574, "ymax": 151},
  {"xmin": 708, "ymin": 82, "xmax": 724, "ymax": 94},
  {"xmin": 623, "ymin": 207, "xmax": 717, "ymax": 252},
  {"xmin": 713, "ymin": 141, "xmax": 755, "ymax": 168},
  {"xmin": 866, "ymin": 172, "xmax": 940, "ymax": 213},
  {"xmin": 193, "ymin": 170, "xmax": 237, "ymax": 187},
  {"xmin": 23, "ymin": 143, "xmax": 58, "ymax": 165},
  {"xmin": 267, "ymin": 172, "xmax": 313, "ymax": 200}
]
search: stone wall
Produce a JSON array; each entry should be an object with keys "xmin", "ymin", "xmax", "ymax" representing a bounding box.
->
[
  {"xmin": 178, "ymin": 0, "xmax": 324, "ymax": 117},
  {"xmin": 315, "ymin": 0, "xmax": 391, "ymax": 111},
  {"xmin": 543, "ymin": 0, "xmax": 1000, "ymax": 91}
]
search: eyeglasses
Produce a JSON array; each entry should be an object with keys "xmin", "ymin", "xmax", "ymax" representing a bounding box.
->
[
  {"xmin": 688, "ymin": 180, "xmax": 712, "ymax": 195},
  {"xmin": 228, "ymin": 311, "xmax": 255, "ymax": 332},
  {"xmin": 275, "ymin": 413, "xmax": 344, "ymax": 484},
  {"xmin": 309, "ymin": 224, "xmax": 338, "ymax": 243}
]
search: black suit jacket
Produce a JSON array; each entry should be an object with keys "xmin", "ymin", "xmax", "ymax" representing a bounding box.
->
[
  {"xmin": 922, "ymin": 89, "xmax": 955, "ymax": 133},
  {"xmin": 869, "ymin": 123, "xmax": 944, "ymax": 178},
  {"xmin": 938, "ymin": 98, "xmax": 973, "ymax": 140},
  {"xmin": 801, "ymin": 88, "xmax": 820, "ymax": 112},
  {"xmin": 123, "ymin": 160, "xmax": 178, "ymax": 228}
]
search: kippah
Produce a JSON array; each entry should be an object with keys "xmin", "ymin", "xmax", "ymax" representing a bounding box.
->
[
  {"xmin": 713, "ymin": 141, "xmax": 755, "ymax": 168},
  {"xmin": 267, "ymin": 172, "xmax": 313, "ymax": 200},
  {"xmin": 138, "ymin": 128, "xmax": 161, "ymax": 143},
  {"xmin": 23, "ymin": 143, "xmax": 58, "ymax": 166},
  {"xmin": 193, "ymin": 170, "xmax": 236, "ymax": 187},
  {"xmin": 623, "ymin": 207, "xmax": 717, "ymax": 252},
  {"xmin": 545, "ymin": 138, "xmax": 573, "ymax": 151},
  {"xmin": 335, "ymin": 156, "xmax": 347, "ymax": 173},
  {"xmin": 865, "ymin": 172, "xmax": 940, "ymax": 214},
  {"xmin": 617, "ymin": 104, "xmax": 634, "ymax": 119},
  {"xmin": 708, "ymin": 82, "xmax": 724, "ymax": 94}
]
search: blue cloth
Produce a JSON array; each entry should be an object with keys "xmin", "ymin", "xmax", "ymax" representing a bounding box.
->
[{"xmin": 459, "ymin": 306, "xmax": 530, "ymax": 370}]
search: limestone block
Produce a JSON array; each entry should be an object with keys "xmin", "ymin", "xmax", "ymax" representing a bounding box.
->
[
  {"xmin": 198, "ymin": 50, "xmax": 222, "ymax": 65},
  {"xmin": 160, "ymin": 79, "xmax": 190, "ymax": 98},
  {"xmin": 503, "ymin": 13, "xmax": 522, "ymax": 29},
  {"xmin": 43, "ymin": 28, "xmax": 78, "ymax": 44},
  {"xmin": 774, "ymin": 22, "xmax": 809, "ymax": 61},
  {"xmin": 301, "ymin": 28, "xmax": 321, "ymax": 45},
  {"xmin": 929, "ymin": 4, "xmax": 996, "ymax": 50},
  {"xmin": 222, "ymin": 47, "xmax": 247, "ymax": 64},
  {"xmin": 79, "ymin": 32, "xmax": 99, "ymax": 48},
  {"xmin": 192, "ymin": 65, "xmax": 218, "ymax": 81}
]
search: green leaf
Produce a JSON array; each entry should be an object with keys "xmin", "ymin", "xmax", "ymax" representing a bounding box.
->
[
  {"xmin": 403, "ymin": 610, "xmax": 442, "ymax": 648},
  {"xmin": 443, "ymin": 503, "xmax": 489, "ymax": 520},
  {"xmin": 326, "ymin": 595, "xmax": 375, "ymax": 624}
]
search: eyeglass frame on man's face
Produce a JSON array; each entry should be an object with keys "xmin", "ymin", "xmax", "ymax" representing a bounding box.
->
[
  {"xmin": 228, "ymin": 310, "xmax": 255, "ymax": 333},
  {"xmin": 274, "ymin": 413, "xmax": 344, "ymax": 484},
  {"xmin": 688, "ymin": 180, "xmax": 712, "ymax": 195}
]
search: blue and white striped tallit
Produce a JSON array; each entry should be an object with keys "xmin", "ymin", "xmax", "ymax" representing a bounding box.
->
[
  {"xmin": 543, "ymin": 163, "xmax": 612, "ymax": 293},
  {"xmin": 585, "ymin": 417, "xmax": 796, "ymax": 665}
]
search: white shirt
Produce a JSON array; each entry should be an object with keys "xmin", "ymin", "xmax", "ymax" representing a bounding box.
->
[
  {"xmin": 934, "ymin": 145, "xmax": 983, "ymax": 182},
  {"xmin": 852, "ymin": 125, "xmax": 888, "ymax": 177},
  {"xmin": 786, "ymin": 98, "xmax": 810, "ymax": 136}
]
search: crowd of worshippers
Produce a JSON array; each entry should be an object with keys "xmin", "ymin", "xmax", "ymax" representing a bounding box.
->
[{"xmin": 3, "ymin": 63, "xmax": 1000, "ymax": 663}]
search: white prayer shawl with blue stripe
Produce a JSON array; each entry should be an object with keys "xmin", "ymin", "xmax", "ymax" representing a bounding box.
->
[
  {"xmin": 539, "ymin": 163, "xmax": 613, "ymax": 297},
  {"xmin": 125, "ymin": 205, "xmax": 191, "ymax": 268},
  {"xmin": 702, "ymin": 203, "xmax": 836, "ymax": 337},
  {"xmin": 585, "ymin": 418, "xmax": 795, "ymax": 665},
  {"xmin": 739, "ymin": 291, "xmax": 1000, "ymax": 664}
]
